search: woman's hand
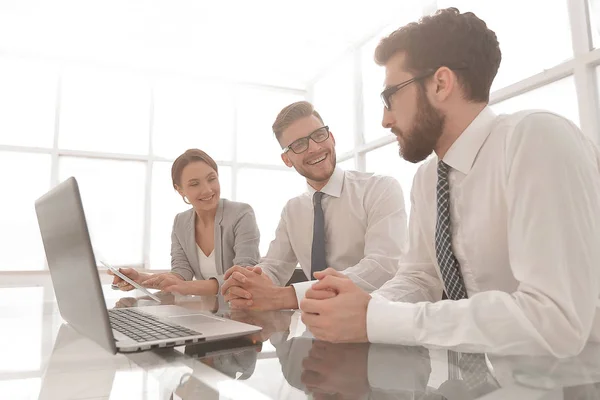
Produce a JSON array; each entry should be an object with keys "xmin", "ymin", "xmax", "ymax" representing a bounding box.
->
[
  {"xmin": 142, "ymin": 273, "xmax": 187, "ymax": 292},
  {"xmin": 107, "ymin": 268, "xmax": 151, "ymax": 291},
  {"xmin": 142, "ymin": 273, "xmax": 217, "ymax": 295}
]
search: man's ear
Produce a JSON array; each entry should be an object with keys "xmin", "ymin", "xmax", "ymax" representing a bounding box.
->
[
  {"xmin": 429, "ymin": 66, "xmax": 455, "ymax": 102},
  {"xmin": 281, "ymin": 153, "xmax": 293, "ymax": 168}
]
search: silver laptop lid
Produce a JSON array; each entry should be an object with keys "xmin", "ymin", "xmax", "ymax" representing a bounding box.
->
[{"xmin": 35, "ymin": 177, "xmax": 117, "ymax": 354}]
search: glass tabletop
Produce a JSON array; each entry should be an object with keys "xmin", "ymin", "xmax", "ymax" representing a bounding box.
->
[{"xmin": 3, "ymin": 285, "xmax": 600, "ymax": 399}]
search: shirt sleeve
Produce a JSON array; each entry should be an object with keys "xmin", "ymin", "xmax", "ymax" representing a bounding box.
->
[
  {"xmin": 257, "ymin": 205, "xmax": 299, "ymax": 287},
  {"xmin": 367, "ymin": 112, "xmax": 600, "ymax": 357},
  {"xmin": 341, "ymin": 177, "xmax": 408, "ymax": 292},
  {"xmin": 373, "ymin": 171, "xmax": 444, "ymax": 303}
]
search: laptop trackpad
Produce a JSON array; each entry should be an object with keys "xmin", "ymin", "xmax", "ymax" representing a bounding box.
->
[{"xmin": 169, "ymin": 314, "xmax": 225, "ymax": 330}]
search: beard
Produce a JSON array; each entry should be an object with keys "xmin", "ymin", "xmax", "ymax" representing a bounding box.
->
[
  {"xmin": 394, "ymin": 87, "xmax": 445, "ymax": 163},
  {"xmin": 295, "ymin": 150, "xmax": 337, "ymax": 183}
]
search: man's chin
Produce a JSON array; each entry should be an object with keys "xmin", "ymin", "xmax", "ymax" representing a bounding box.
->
[
  {"xmin": 295, "ymin": 162, "xmax": 331, "ymax": 179},
  {"xmin": 304, "ymin": 167, "xmax": 334, "ymax": 182},
  {"xmin": 400, "ymin": 147, "xmax": 433, "ymax": 164}
]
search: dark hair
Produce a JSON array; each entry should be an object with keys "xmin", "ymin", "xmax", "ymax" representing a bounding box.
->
[
  {"xmin": 171, "ymin": 149, "xmax": 218, "ymax": 189},
  {"xmin": 375, "ymin": 7, "xmax": 501, "ymax": 102}
]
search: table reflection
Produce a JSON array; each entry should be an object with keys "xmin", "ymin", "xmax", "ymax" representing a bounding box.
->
[
  {"xmin": 272, "ymin": 331, "xmax": 432, "ymax": 399},
  {"xmin": 12, "ymin": 287, "xmax": 600, "ymax": 400}
]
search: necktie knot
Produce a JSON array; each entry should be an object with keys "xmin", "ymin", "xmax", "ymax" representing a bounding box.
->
[
  {"xmin": 438, "ymin": 160, "xmax": 450, "ymax": 178},
  {"xmin": 313, "ymin": 191, "xmax": 324, "ymax": 205}
]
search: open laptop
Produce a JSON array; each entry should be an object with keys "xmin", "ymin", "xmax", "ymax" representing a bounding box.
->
[{"xmin": 35, "ymin": 177, "xmax": 261, "ymax": 353}]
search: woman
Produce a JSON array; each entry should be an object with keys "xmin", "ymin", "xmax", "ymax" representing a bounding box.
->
[{"xmin": 111, "ymin": 149, "xmax": 260, "ymax": 295}]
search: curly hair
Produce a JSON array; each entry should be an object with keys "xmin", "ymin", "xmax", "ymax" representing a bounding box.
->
[{"xmin": 375, "ymin": 7, "xmax": 501, "ymax": 102}]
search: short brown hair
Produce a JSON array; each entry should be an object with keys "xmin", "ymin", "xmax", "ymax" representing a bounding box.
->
[
  {"xmin": 171, "ymin": 149, "xmax": 218, "ymax": 189},
  {"xmin": 375, "ymin": 7, "xmax": 501, "ymax": 102},
  {"xmin": 272, "ymin": 101, "xmax": 325, "ymax": 143}
]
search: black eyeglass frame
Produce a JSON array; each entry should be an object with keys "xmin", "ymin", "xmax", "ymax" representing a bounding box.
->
[
  {"xmin": 380, "ymin": 66, "xmax": 468, "ymax": 110},
  {"xmin": 282, "ymin": 125, "xmax": 330, "ymax": 154}
]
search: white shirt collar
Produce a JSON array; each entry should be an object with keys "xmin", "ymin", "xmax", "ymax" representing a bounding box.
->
[
  {"xmin": 306, "ymin": 166, "xmax": 345, "ymax": 198},
  {"xmin": 442, "ymin": 106, "xmax": 497, "ymax": 175}
]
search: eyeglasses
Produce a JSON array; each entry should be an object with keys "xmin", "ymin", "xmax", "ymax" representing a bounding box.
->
[
  {"xmin": 380, "ymin": 70, "xmax": 435, "ymax": 111},
  {"xmin": 282, "ymin": 126, "xmax": 330, "ymax": 154},
  {"xmin": 380, "ymin": 66, "xmax": 468, "ymax": 110}
]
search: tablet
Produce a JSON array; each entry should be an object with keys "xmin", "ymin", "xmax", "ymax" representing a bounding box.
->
[{"xmin": 101, "ymin": 261, "xmax": 161, "ymax": 303}]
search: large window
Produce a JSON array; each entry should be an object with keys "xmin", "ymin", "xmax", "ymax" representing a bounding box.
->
[
  {"xmin": 492, "ymin": 77, "xmax": 580, "ymax": 126},
  {"xmin": 0, "ymin": 152, "xmax": 51, "ymax": 271},
  {"xmin": 365, "ymin": 144, "xmax": 422, "ymax": 214},
  {"xmin": 59, "ymin": 157, "xmax": 146, "ymax": 266},
  {"xmin": 361, "ymin": 35, "xmax": 392, "ymax": 143},
  {"xmin": 59, "ymin": 67, "xmax": 151, "ymax": 154},
  {"xmin": 0, "ymin": 64, "xmax": 306, "ymax": 271},
  {"xmin": 3, "ymin": 0, "xmax": 600, "ymax": 272},
  {"xmin": 337, "ymin": 157, "xmax": 356, "ymax": 171},
  {"xmin": 236, "ymin": 168, "xmax": 305, "ymax": 255},
  {"xmin": 153, "ymin": 78, "xmax": 234, "ymax": 162},
  {"xmin": 236, "ymin": 88, "xmax": 305, "ymax": 166},
  {"xmin": 589, "ymin": 0, "xmax": 600, "ymax": 48},
  {"xmin": 0, "ymin": 58, "xmax": 57, "ymax": 148},
  {"xmin": 438, "ymin": 0, "xmax": 573, "ymax": 91},
  {"xmin": 313, "ymin": 54, "xmax": 356, "ymax": 155}
]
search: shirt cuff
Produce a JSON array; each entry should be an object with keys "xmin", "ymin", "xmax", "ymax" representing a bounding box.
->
[
  {"xmin": 367, "ymin": 296, "xmax": 416, "ymax": 345},
  {"xmin": 291, "ymin": 280, "xmax": 314, "ymax": 308}
]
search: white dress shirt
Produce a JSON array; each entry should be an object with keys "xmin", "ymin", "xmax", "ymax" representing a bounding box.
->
[
  {"xmin": 259, "ymin": 167, "xmax": 407, "ymax": 306},
  {"xmin": 368, "ymin": 107, "xmax": 600, "ymax": 357},
  {"xmin": 197, "ymin": 246, "xmax": 217, "ymax": 279}
]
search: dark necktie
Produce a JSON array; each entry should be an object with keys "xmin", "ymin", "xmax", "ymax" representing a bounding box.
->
[
  {"xmin": 310, "ymin": 191, "xmax": 326, "ymax": 279},
  {"xmin": 435, "ymin": 160, "xmax": 497, "ymax": 396},
  {"xmin": 435, "ymin": 160, "xmax": 467, "ymax": 300}
]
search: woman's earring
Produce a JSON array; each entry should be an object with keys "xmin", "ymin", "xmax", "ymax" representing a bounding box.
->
[{"xmin": 182, "ymin": 196, "xmax": 191, "ymax": 205}]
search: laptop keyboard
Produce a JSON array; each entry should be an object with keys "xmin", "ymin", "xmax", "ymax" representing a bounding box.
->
[{"xmin": 108, "ymin": 308, "xmax": 201, "ymax": 343}]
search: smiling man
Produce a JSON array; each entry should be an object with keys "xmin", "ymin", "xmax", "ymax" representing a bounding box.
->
[{"xmin": 221, "ymin": 101, "xmax": 407, "ymax": 310}]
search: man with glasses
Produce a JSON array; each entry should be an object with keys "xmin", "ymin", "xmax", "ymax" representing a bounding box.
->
[
  {"xmin": 300, "ymin": 8, "xmax": 600, "ymax": 357},
  {"xmin": 221, "ymin": 100, "xmax": 407, "ymax": 310}
]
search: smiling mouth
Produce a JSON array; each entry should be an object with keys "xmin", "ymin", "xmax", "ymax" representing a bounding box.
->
[
  {"xmin": 199, "ymin": 194, "xmax": 214, "ymax": 201},
  {"xmin": 307, "ymin": 154, "xmax": 327, "ymax": 165}
]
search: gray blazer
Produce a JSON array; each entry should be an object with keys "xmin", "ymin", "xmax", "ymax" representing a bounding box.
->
[{"xmin": 170, "ymin": 199, "xmax": 261, "ymax": 288}]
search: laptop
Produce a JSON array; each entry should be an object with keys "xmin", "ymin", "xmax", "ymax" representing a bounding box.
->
[{"xmin": 35, "ymin": 177, "xmax": 261, "ymax": 353}]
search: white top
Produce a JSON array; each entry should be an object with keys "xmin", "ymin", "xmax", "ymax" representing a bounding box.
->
[
  {"xmin": 258, "ymin": 167, "xmax": 407, "ymax": 307},
  {"xmin": 367, "ymin": 107, "xmax": 600, "ymax": 357},
  {"xmin": 197, "ymin": 245, "xmax": 217, "ymax": 279}
]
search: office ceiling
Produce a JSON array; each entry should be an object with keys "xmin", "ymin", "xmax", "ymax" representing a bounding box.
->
[{"xmin": 0, "ymin": 0, "xmax": 421, "ymax": 88}]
